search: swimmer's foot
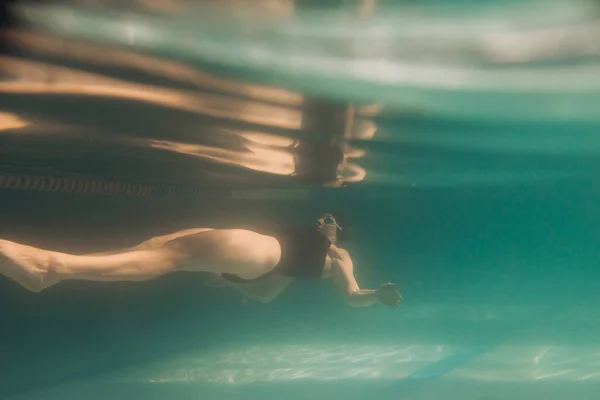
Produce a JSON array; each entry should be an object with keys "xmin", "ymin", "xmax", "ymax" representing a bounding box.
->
[{"xmin": 0, "ymin": 239, "xmax": 50, "ymax": 292}]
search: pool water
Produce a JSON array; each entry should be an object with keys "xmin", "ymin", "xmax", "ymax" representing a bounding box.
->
[{"xmin": 2, "ymin": 1, "xmax": 600, "ymax": 399}]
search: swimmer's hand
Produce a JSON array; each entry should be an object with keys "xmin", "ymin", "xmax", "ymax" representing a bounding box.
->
[{"xmin": 376, "ymin": 283, "xmax": 402, "ymax": 309}]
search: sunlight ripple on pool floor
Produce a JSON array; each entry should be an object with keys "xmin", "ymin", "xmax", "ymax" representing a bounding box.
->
[
  {"xmin": 108, "ymin": 343, "xmax": 600, "ymax": 385},
  {"xmin": 115, "ymin": 344, "xmax": 447, "ymax": 384}
]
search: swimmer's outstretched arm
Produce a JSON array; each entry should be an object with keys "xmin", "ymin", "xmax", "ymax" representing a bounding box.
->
[{"xmin": 329, "ymin": 245, "xmax": 401, "ymax": 309}]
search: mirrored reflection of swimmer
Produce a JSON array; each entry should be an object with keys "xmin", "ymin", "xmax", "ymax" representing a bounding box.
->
[{"xmin": 0, "ymin": 214, "xmax": 401, "ymax": 308}]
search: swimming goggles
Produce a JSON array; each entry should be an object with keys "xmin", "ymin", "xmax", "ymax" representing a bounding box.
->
[{"xmin": 323, "ymin": 213, "xmax": 343, "ymax": 231}]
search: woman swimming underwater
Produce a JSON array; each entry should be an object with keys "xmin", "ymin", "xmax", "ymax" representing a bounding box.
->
[{"xmin": 0, "ymin": 213, "xmax": 401, "ymax": 308}]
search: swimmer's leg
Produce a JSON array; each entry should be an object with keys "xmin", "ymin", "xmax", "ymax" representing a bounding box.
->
[
  {"xmin": 0, "ymin": 229, "xmax": 281, "ymax": 292},
  {"xmin": 83, "ymin": 228, "xmax": 214, "ymax": 256}
]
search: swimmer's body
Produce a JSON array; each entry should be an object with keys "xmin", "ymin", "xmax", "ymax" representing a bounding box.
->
[{"xmin": 0, "ymin": 214, "xmax": 401, "ymax": 308}]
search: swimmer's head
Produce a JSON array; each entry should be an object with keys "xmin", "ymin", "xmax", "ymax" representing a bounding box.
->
[{"xmin": 318, "ymin": 212, "xmax": 343, "ymax": 245}]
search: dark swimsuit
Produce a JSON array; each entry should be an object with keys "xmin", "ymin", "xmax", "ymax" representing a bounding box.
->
[{"xmin": 221, "ymin": 228, "xmax": 332, "ymax": 283}]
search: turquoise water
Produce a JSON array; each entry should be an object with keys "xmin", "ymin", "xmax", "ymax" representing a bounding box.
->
[{"xmin": 2, "ymin": 1, "xmax": 600, "ymax": 399}]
